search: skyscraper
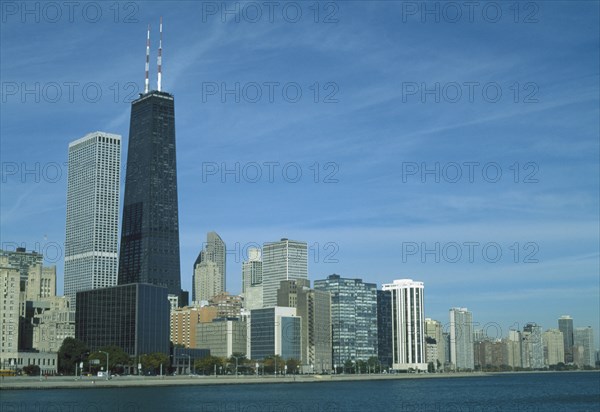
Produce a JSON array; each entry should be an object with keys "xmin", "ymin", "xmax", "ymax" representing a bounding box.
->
[
  {"xmin": 449, "ymin": 307, "xmax": 474, "ymax": 371},
  {"xmin": 558, "ymin": 315, "xmax": 574, "ymax": 363},
  {"xmin": 542, "ymin": 329, "xmax": 565, "ymax": 366},
  {"xmin": 522, "ymin": 323, "xmax": 544, "ymax": 369},
  {"xmin": 277, "ymin": 279, "xmax": 332, "ymax": 372},
  {"xmin": 242, "ymin": 247, "xmax": 262, "ymax": 295},
  {"xmin": 64, "ymin": 132, "xmax": 121, "ymax": 307},
  {"xmin": 262, "ymin": 239, "xmax": 307, "ymax": 308},
  {"xmin": 382, "ymin": 279, "xmax": 427, "ymax": 372},
  {"xmin": 574, "ymin": 326, "xmax": 595, "ymax": 367},
  {"xmin": 314, "ymin": 274, "xmax": 378, "ymax": 367},
  {"xmin": 377, "ymin": 290, "xmax": 393, "ymax": 369},
  {"xmin": 192, "ymin": 232, "xmax": 226, "ymax": 302},
  {"xmin": 118, "ymin": 89, "xmax": 181, "ymax": 296},
  {"xmin": 425, "ymin": 318, "xmax": 445, "ymax": 370}
]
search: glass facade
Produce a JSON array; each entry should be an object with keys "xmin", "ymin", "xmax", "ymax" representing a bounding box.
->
[
  {"xmin": 377, "ymin": 290, "xmax": 393, "ymax": 368},
  {"xmin": 314, "ymin": 274, "xmax": 378, "ymax": 366},
  {"xmin": 261, "ymin": 239, "xmax": 307, "ymax": 308},
  {"xmin": 250, "ymin": 308, "xmax": 275, "ymax": 360},
  {"xmin": 75, "ymin": 283, "xmax": 170, "ymax": 356},
  {"xmin": 281, "ymin": 316, "xmax": 301, "ymax": 360},
  {"xmin": 119, "ymin": 91, "xmax": 181, "ymax": 297}
]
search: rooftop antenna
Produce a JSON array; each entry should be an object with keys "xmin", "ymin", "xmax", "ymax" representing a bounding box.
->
[
  {"xmin": 144, "ymin": 24, "xmax": 150, "ymax": 94},
  {"xmin": 157, "ymin": 17, "xmax": 163, "ymax": 92}
]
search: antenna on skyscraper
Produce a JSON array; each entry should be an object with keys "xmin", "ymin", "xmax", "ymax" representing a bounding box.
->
[
  {"xmin": 157, "ymin": 17, "xmax": 163, "ymax": 92},
  {"xmin": 144, "ymin": 24, "xmax": 151, "ymax": 94}
]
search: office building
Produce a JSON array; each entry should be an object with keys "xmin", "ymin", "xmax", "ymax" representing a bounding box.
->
[
  {"xmin": 425, "ymin": 318, "xmax": 445, "ymax": 370},
  {"xmin": 170, "ymin": 306, "xmax": 217, "ymax": 348},
  {"xmin": 262, "ymin": 239, "xmax": 307, "ymax": 308},
  {"xmin": 377, "ymin": 290, "xmax": 393, "ymax": 369},
  {"xmin": 382, "ymin": 279, "xmax": 427, "ymax": 371},
  {"xmin": 76, "ymin": 283, "xmax": 170, "ymax": 356},
  {"xmin": 242, "ymin": 247, "xmax": 262, "ymax": 295},
  {"xmin": 574, "ymin": 326, "xmax": 595, "ymax": 367},
  {"xmin": 250, "ymin": 307, "xmax": 301, "ymax": 361},
  {"xmin": 522, "ymin": 323, "xmax": 544, "ymax": 369},
  {"xmin": 118, "ymin": 89, "xmax": 182, "ymax": 298},
  {"xmin": 542, "ymin": 328, "xmax": 565, "ymax": 366},
  {"xmin": 193, "ymin": 232, "xmax": 226, "ymax": 302},
  {"xmin": 558, "ymin": 315, "xmax": 574, "ymax": 364},
  {"xmin": 196, "ymin": 318, "xmax": 247, "ymax": 358},
  {"xmin": 64, "ymin": 132, "xmax": 120, "ymax": 307},
  {"xmin": 314, "ymin": 274, "xmax": 378, "ymax": 366},
  {"xmin": 449, "ymin": 307, "xmax": 474, "ymax": 370},
  {"xmin": 278, "ymin": 279, "xmax": 332, "ymax": 372},
  {"xmin": 504, "ymin": 330, "xmax": 522, "ymax": 369}
]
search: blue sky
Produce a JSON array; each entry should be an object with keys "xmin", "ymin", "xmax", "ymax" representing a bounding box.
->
[{"xmin": 1, "ymin": 1, "xmax": 598, "ymax": 344}]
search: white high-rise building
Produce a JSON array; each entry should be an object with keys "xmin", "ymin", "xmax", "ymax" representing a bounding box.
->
[
  {"xmin": 64, "ymin": 132, "xmax": 121, "ymax": 307},
  {"xmin": 449, "ymin": 307, "xmax": 474, "ymax": 371},
  {"xmin": 382, "ymin": 279, "xmax": 427, "ymax": 371},
  {"xmin": 261, "ymin": 239, "xmax": 307, "ymax": 308}
]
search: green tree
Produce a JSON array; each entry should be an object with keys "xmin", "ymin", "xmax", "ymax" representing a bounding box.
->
[
  {"xmin": 140, "ymin": 353, "xmax": 170, "ymax": 374},
  {"xmin": 367, "ymin": 356, "xmax": 379, "ymax": 373},
  {"xmin": 57, "ymin": 337, "xmax": 89, "ymax": 375},
  {"xmin": 194, "ymin": 356, "xmax": 223, "ymax": 375},
  {"xmin": 427, "ymin": 362, "xmax": 435, "ymax": 373},
  {"xmin": 88, "ymin": 346, "xmax": 131, "ymax": 374},
  {"xmin": 285, "ymin": 358, "xmax": 300, "ymax": 374},
  {"xmin": 343, "ymin": 359, "xmax": 354, "ymax": 374},
  {"xmin": 263, "ymin": 355, "xmax": 284, "ymax": 374}
]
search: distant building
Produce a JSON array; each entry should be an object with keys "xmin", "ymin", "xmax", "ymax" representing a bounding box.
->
[
  {"xmin": 522, "ymin": 323, "xmax": 544, "ymax": 369},
  {"xmin": 449, "ymin": 307, "xmax": 474, "ymax": 370},
  {"xmin": 558, "ymin": 315, "xmax": 574, "ymax": 364},
  {"xmin": 242, "ymin": 247, "xmax": 262, "ymax": 295},
  {"xmin": 261, "ymin": 239, "xmax": 307, "ymax": 308},
  {"xmin": 504, "ymin": 330, "xmax": 522, "ymax": 369},
  {"xmin": 474, "ymin": 340, "xmax": 505, "ymax": 369},
  {"xmin": 244, "ymin": 284, "xmax": 263, "ymax": 311},
  {"xmin": 250, "ymin": 307, "xmax": 301, "ymax": 361},
  {"xmin": 31, "ymin": 296, "xmax": 75, "ymax": 353},
  {"xmin": 574, "ymin": 327, "xmax": 595, "ymax": 367},
  {"xmin": 0, "ymin": 255, "xmax": 20, "ymax": 354},
  {"xmin": 64, "ymin": 132, "xmax": 121, "ymax": 308},
  {"xmin": 377, "ymin": 290, "xmax": 393, "ymax": 369},
  {"xmin": 542, "ymin": 329, "xmax": 565, "ymax": 366},
  {"xmin": 425, "ymin": 318, "xmax": 445, "ymax": 370},
  {"xmin": 207, "ymin": 292, "xmax": 243, "ymax": 319},
  {"xmin": 277, "ymin": 279, "xmax": 332, "ymax": 373},
  {"xmin": 196, "ymin": 318, "xmax": 247, "ymax": 358},
  {"xmin": 383, "ymin": 279, "xmax": 427, "ymax": 372},
  {"xmin": 314, "ymin": 274, "xmax": 378, "ymax": 366},
  {"xmin": 170, "ymin": 306, "xmax": 219, "ymax": 348},
  {"xmin": 76, "ymin": 283, "xmax": 170, "ymax": 356},
  {"xmin": 193, "ymin": 232, "xmax": 226, "ymax": 302}
]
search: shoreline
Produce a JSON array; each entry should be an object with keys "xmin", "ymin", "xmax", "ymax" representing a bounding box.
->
[{"xmin": 1, "ymin": 370, "xmax": 597, "ymax": 391}]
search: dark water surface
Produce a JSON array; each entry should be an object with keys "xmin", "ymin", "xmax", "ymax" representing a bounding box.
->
[{"xmin": 1, "ymin": 372, "xmax": 599, "ymax": 411}]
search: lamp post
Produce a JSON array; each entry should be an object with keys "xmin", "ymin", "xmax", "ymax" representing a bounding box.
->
[
  {"xmin": 231, "ymin": 355, "xmax": 242, "ymax": 378},
  {"xmin": 99, "ymin": 351, "xmax": 109, "ymax": 381}
]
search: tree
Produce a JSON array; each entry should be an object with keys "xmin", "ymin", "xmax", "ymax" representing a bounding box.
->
[
  {"xmin": 22, "ymin": 365, "xmax": 40, "ymax": 376},
  {"xmin": 88, "ymin": 346, "xmax": 131, "ymax": 374},
  {"xmin": 140, "ymin": 353, "xmax": 170, "ymax": 374},
  {"xmin": 344, "ymin": 359, "xmax": 354, "ymax": 374},
  {"xmin": 367, "ymin": 356, "xmax": 379, "ymax": 373},
  {"xmin": 263, "ymin": 355, "xmax": 284, "ymax": 374},
  {"xmin": 427, "ymin": 362, "xmax": 435, "ymax": 373},
  {"xmin": 285, "ymin": 358, "xmax": 300, "ymax": 374},
  {"xmin": 57, "ymin": 337, "xmax": 89, "ymax": 375},
  {"xmin": 194, "ymin": 356, "xmax": 223, "ymax": 375}
]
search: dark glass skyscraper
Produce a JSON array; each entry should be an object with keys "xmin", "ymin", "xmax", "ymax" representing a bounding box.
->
[{"xmin": 118, "ymin": 91, "xmax": 181, "ymax": 297}]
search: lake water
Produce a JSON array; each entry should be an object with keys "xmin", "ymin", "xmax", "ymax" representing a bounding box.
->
[{"xmin": 1, "ymin": 372, "xmax": 599, "ymax": 411}]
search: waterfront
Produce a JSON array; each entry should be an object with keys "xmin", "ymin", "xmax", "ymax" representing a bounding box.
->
[{"xmin": 1, "ymin": 371, "xmax": 598, "ymax": 411}]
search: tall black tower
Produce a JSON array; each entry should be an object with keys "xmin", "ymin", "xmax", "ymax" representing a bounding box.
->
[
  {"xmin": 118, "ymin": 20, "xmax": 181, "ymax": 297},
  {"xmin": 118, "ymin": 91, "xmax": 181, "ymax": 296}
]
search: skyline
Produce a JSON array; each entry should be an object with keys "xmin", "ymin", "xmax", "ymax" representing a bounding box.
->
[{"xmin": 1, "ymin": 1, "xmax": 598, "ymax": 345}]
